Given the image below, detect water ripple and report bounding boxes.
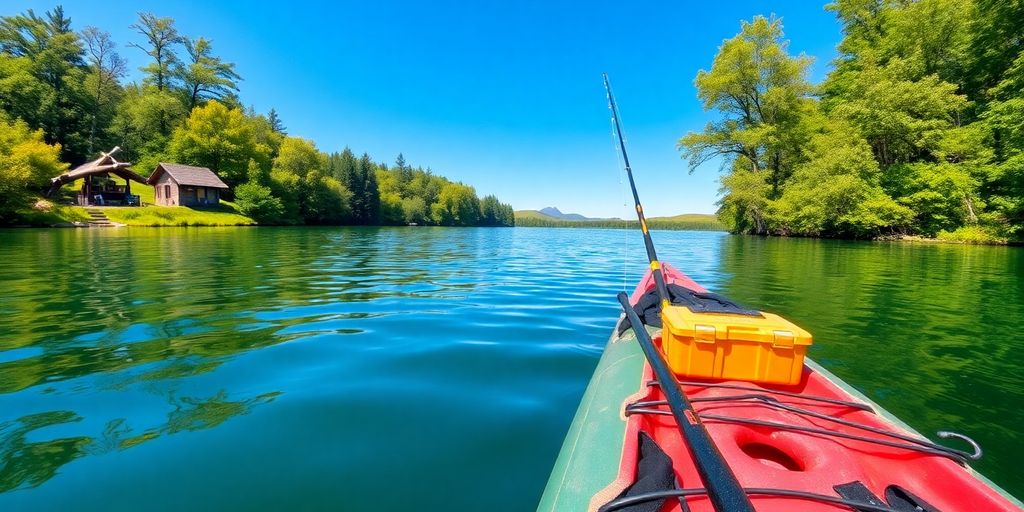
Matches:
[0,227,1021,509]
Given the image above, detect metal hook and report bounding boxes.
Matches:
[936,431,983,460]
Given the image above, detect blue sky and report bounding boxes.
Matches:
[8,1,842,217]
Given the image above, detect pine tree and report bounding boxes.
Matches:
[361,154,380,224]
[178,36,241,110]
[0,7,91,163]
[267,108,286,134]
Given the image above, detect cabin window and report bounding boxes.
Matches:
[164,184,170,199]
[156,187,160,198]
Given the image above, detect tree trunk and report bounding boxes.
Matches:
[965,195,978,224]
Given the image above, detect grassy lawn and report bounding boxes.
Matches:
[13,199,91,226]
[100,203,254,226]
[76,176,255,226]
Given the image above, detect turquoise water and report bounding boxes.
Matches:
[0,227,1020,510]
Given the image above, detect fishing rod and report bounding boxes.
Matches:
[605,74,754,512]
[617,292,755,512]
[603,73,671,307]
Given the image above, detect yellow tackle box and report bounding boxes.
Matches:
[660,305,813,386]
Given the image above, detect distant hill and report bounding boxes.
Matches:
[538,206,609,221]
[516,209,563,221]
[514,210,725,231]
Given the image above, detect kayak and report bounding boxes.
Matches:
[538,263,1023,512]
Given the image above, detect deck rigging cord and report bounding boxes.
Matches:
[598,487,904,512]
[625,395,982,463]
[667,380,874,410]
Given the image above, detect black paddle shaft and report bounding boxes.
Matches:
[617,292,756,512]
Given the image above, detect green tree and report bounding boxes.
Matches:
[110,84,186,172]
[821,0,1012,239]
[167,101,271,186]
[247,111,283,161]
[0,114,67,217]
[357,152,380,224]
[268,168,301,223]
[0,55,46,130]
[824,59,968,167]
[81,27,125,155]
[394,152,412,193]
[178,37,241,110]
[328,147,357,184]
[0,7,90,163]
[431,182,481,226]
[965,0,1024,101]
[378,190,404,225]
[300,173,351,224]
[273,136,326,177]
[270,136,354,224]
[770,118,912,237]
[130,13,182,92]
[980,52,1024,234]
[478,195,515,227]
[716,169,772,234]
[679,15,815,233]
[234,181,284,224]
[267,108,286,135]
[401,196,428,225]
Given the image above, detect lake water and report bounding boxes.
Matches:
[0,227,1021,510]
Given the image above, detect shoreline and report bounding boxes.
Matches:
[15,203,1007,245]
[4,222,1007,245]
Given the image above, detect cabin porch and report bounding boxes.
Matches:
[78,173,142,206]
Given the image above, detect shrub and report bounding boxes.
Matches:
[936,226,1008,244]
[235,181,285,224]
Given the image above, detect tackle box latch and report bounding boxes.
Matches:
[772,330,795,349]
[694,324,716,344]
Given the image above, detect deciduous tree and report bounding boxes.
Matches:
[167,101,271,186]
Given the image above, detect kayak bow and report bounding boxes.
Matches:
[538,264,1024,512]
[536,74,1023,512]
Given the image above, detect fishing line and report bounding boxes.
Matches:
[609,94,630,292]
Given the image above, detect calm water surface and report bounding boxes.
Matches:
[0,227,1021,510]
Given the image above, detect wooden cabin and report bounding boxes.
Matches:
[147,163,229,206]
[47,147,147,206]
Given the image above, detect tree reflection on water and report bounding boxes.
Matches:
[0,390,280,492]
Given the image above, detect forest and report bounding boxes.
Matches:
[680,0,1023,242]
[0,7,514,227]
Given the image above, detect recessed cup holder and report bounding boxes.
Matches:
[739,441,804,471]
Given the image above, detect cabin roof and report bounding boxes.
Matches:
[148,163,229,189]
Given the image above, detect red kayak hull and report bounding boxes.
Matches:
[604,263,1020,512]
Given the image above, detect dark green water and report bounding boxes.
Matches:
[0,227,1020,510]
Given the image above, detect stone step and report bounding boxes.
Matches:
[83,207,116,226]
